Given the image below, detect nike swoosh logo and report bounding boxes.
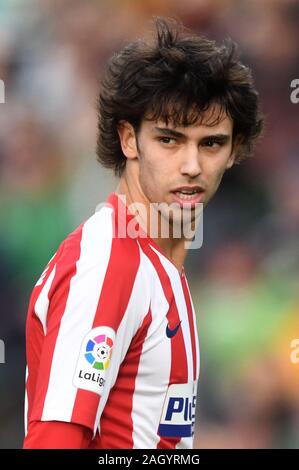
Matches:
[166,321,182,338]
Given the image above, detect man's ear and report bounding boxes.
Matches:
[117,121,138,161]
[226,134,243,169]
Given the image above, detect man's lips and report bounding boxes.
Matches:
[170,186,205,207]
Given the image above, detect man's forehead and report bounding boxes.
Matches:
[149,112,232,134]
[144,104,233,133]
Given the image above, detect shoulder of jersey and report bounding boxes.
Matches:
[54,205,141,276]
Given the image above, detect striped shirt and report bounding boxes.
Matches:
[24,192,200,449]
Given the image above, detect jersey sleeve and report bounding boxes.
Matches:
[23,421,92,449]
[26,209,150,437]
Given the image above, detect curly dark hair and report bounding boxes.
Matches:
[96,17,264,177]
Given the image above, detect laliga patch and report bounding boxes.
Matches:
[158,382,197,438]
[73,326,115,395]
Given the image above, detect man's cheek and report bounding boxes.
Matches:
[207,174,223,198]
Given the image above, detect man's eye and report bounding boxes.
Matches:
[203,139,221,148]
[159,137,176,144]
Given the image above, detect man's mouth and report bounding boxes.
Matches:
[171,186,205,206]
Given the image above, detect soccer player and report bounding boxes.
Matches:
[23,18,263,449]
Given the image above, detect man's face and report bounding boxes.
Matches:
[119,105,239,231]
[135,107,236,211]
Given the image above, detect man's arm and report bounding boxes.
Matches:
[24,207,147,448]
[23,421,92,449]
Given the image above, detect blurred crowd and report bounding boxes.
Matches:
[0,0,298,448]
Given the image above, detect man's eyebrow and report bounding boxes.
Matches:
[201,133,231,141]
[153,127,231,141]
[153,127,186,138]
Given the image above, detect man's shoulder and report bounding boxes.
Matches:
[55,205,141,278]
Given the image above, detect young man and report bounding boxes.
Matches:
[23,18,263,449]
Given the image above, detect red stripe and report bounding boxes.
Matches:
[181,276,197,381]
[92,230,140,329]
[25,242,66,426]
[71,213,141,430]
[71,390,101,430]
[93,308,152,449]
[138,239,188,449]
[29,225,84,422]
[27,245,63,336]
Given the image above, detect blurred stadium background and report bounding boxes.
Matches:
[0,0,299,449]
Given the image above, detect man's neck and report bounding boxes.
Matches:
[115,177,188,275]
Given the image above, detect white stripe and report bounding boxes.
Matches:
[148,245,194,383]
[35,252,56,287]
[41,207,113,424]
[94,245,151,438]
[34,265,56,335]
[131,249,171,448]
[176,436,193,449]
[184,278,200,379]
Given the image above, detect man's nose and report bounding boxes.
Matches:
[180,145,202,178]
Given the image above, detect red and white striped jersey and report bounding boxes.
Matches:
[24,192,200,449]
